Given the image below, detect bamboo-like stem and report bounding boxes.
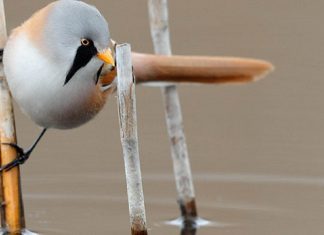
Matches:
[148,0,198,220]
[116,44,148,235]
[0,0,25,233]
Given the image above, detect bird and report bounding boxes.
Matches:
[1,0,115,171]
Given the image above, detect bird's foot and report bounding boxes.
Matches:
[0,48,3,63]
[0,143,32,171]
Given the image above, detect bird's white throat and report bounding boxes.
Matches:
[4,31,105,129]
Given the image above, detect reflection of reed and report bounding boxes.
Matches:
[180,220,197,235]
[166,217,206,235]
[181,226,197,235]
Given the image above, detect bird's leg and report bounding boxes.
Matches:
[0,128,47,171]
[0,48,3,63]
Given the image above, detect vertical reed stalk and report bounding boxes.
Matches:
[116,44,148,235]
[148,0,198,220]
[0,0,25,233]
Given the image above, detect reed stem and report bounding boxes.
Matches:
[116,44,148,235]
[0,0,25,233]
[148,0,198,220]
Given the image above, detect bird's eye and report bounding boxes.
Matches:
[81,38,90,46]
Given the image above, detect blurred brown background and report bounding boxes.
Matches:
[3,1,324,234]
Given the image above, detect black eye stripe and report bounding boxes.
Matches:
[64,39,98,85]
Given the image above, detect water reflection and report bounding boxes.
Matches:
[0,229,38,235]
[182,219,197,235]
[180,223,196,235]
[20,171,324,234]
[166,217,215,235]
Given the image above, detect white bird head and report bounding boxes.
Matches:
[4,0,116,129]
[41,0,114,84]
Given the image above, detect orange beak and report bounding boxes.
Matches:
[97,48,115,67]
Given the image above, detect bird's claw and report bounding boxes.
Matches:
[2,143,24,155]
[0,143,31,172]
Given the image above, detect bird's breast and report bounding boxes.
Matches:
[4,32,108,129]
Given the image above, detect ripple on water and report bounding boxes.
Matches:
[164,216,231,228]
[0,229,39,235]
